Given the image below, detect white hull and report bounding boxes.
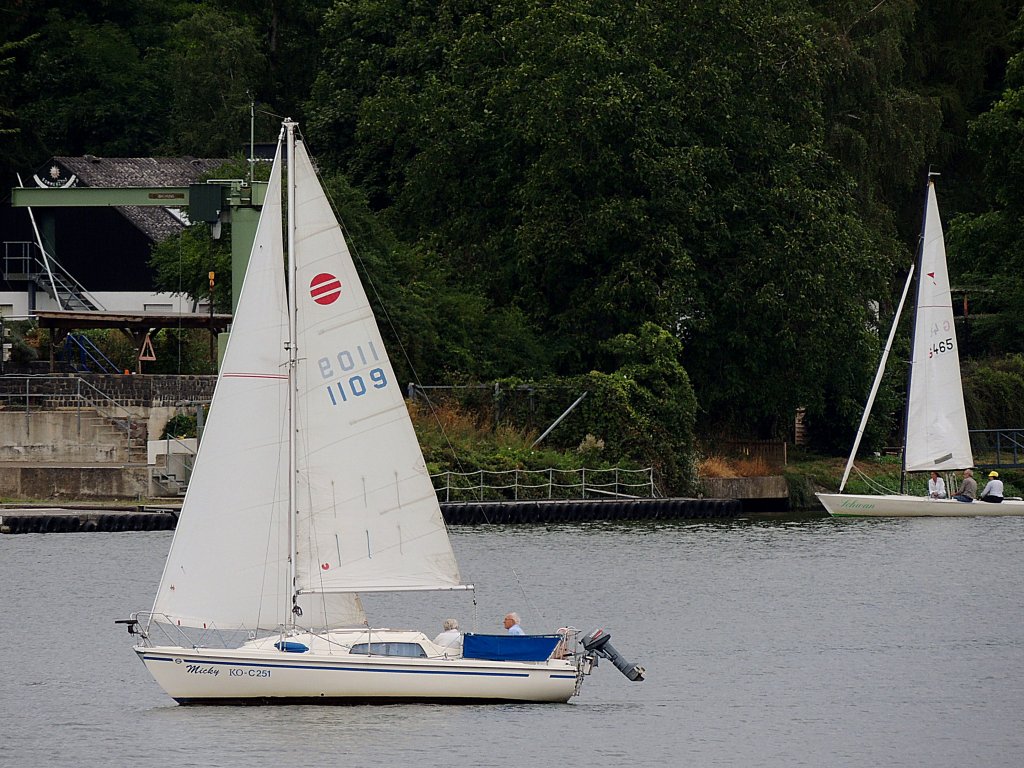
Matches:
[136,633,579,704]
[817,492,1024,517]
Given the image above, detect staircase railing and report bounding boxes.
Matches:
[2,241,102,311]
[60,333,122,374]
[150,433,197,497]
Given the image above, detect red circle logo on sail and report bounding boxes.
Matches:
[310,273,342,305]
[321,562,331,570]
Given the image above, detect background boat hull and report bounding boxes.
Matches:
[817,492,1024,517]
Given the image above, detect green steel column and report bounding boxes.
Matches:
[230,206,260,314]
[38,211,56,258]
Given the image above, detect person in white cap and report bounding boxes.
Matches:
[980,471,1004,503]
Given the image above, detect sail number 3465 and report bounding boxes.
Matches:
[929,337,954,358]
[318,342,389,405]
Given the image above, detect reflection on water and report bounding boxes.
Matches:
[3,515,1024,767]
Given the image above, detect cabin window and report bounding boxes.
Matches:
[349,642,427,658]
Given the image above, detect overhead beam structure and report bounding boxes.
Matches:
[34,310,233,373]
[11,187,191,207]
[11,181,267,313]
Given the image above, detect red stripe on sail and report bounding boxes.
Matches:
[310,273,342,305]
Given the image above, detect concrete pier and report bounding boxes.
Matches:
[0,496,744,534]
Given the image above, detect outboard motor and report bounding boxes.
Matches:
[581,628,645,681]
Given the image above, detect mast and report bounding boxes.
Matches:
[899,171,937,494]
[285,119,299,627]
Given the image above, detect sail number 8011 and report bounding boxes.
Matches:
[318,342,389,405]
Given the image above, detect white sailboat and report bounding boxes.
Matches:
[817,175,1024,517]
[120,120,643,703]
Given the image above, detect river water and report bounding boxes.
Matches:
[3,515,1023,767]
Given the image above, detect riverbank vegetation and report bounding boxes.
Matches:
[5,2,1024,495]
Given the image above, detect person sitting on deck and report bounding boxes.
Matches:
[432,618,463,650]
[953,469,977,503]
[503,612,525,635]
[980,471,1004,503]
[928,471,947,499]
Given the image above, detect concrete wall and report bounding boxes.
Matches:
[0,464,149,499]
[0,410,129,462]
[701,475,789,500]
[0,375,214,499]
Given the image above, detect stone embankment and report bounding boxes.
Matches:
[0,461,791,534]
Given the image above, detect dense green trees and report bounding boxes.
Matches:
[309,0,903,437]
[947,14,1024,360]
[5,0,1024,466]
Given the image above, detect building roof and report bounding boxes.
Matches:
[43,156,229,242]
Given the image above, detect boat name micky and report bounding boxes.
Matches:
[185,665,220,675]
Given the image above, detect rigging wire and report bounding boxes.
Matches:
[512,568,547,628]
[849,464,899,495]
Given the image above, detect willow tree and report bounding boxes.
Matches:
[308,0,899,439]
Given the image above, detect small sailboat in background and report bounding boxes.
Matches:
[817,174,1024,517]
[118,120,643,703]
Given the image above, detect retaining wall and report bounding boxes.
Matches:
[0,465,150,500]
[701,476,789,500]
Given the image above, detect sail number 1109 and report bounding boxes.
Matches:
[317,341,389,405]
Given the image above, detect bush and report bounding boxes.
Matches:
[161,412,198,439]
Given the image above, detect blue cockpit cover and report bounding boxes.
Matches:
[462,633,560,662]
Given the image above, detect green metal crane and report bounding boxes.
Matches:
[11,180,267,313]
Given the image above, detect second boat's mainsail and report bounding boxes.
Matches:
[903,180,973,473]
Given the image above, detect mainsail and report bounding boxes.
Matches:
[903,181,974,472]
[289,138,461,595]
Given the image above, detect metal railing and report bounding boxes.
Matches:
[970,429,1024,468]
[150,433,198,496]
[2,240,100,310]
[3,241,37,278]
[430,466,658,502]
[61,333,121,374]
